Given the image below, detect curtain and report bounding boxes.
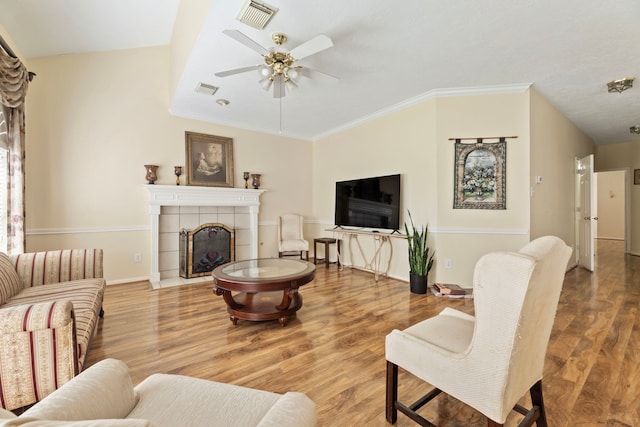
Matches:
[0,49,29,254]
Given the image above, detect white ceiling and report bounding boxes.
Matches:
[2,0,640,143]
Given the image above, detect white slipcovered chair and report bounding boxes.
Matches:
[277,214,309,261]
[385,236,572,426]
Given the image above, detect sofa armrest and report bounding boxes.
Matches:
[0,300,78,411]
[11,249,103,288]
[0,300,74,332]
[256,392,317,427]
[21,359,137,421]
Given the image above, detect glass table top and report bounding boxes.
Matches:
[217,258,314,280]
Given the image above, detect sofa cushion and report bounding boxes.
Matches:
[0,407,17,419]
[256,392,317,427]
[22,359,137,421]
[0,252,22,305]
[129,374,283,427]
[0,418,155,427]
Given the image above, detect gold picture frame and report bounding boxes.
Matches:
[453,140,506,210]
[185,131,234,187]
[634,169,640,185]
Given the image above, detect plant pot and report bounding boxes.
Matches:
[409,272,428,294]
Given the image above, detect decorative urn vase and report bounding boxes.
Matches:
[251,174,262,189]
[144,165,159,184]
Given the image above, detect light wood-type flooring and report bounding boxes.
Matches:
[85,239,639,426]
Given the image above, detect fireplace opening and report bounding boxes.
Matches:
[179,223,235,279]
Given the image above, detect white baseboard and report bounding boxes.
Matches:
[106,276,149,286]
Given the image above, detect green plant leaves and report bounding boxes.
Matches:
[404,210,435,276]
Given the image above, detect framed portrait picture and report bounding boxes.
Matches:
[185,131,234,187]
[453,140,506,210]
[635,169,640,185]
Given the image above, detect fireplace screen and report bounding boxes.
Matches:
[179,223,235,279]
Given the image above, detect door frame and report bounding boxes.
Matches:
[594,168,630,252]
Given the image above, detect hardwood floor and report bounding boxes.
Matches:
[85,239,639,426]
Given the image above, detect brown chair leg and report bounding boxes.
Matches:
[487,420,503,427]
[386,361,398,424]
[530,380,547,427]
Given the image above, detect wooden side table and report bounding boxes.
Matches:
[314,237,341,267]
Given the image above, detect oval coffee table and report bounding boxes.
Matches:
[212,258,316,326]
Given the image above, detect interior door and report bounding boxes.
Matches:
[577,154,596,271]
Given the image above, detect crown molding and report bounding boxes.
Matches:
[313,83,532,141]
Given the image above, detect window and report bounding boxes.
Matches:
[0,110,8,252]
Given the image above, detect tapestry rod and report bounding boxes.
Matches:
[448,136,518,144]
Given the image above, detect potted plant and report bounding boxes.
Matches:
[404,211,435,294]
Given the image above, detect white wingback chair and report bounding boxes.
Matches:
[277,214,309,261]
[385,236,572,426]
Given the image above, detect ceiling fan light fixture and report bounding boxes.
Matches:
[257,65,271,78]
[630,125,640,134]
[284,78,297,92]
[287,68,300,82]
[260,77,273,91]
[607,77,634,93]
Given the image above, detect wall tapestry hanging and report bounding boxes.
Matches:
[453,137,511,210]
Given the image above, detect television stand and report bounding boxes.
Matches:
[325,228,406,281]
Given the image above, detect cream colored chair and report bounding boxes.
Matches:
[277,214,309,260]
[385,236,571,426]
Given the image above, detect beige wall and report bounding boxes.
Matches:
[19,39,599,284]
[529,89,594,258]
[169,0,212,97]
[312,100,439,280]
[595,141,640,255]
[25,46,312,283]
[595,171,625,240]
[313,91,533,285]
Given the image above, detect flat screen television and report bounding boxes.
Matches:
[334,174,401,231]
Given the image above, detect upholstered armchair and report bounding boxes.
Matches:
[385,236,572,426]
[277,214,309,260]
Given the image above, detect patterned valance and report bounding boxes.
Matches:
[0,49,29,108]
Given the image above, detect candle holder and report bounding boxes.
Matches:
[174,166,183,185]
[243,172,250,189]
[251,173,262,189]
[144,165,158,184]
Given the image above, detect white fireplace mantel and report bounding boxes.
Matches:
[145,185,265,286]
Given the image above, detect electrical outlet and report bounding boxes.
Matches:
[134,253,142,263]
[445,259,453,269]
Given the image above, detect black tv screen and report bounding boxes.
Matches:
[334,174,401,230]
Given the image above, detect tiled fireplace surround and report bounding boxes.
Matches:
[146,185,265,289]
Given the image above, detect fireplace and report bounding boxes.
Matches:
[145,185,265,288]
[179,223,235,278]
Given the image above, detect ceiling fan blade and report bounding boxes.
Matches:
[215,65,259,77]
[298,66,340,81]
[222,29,269,56]
[289,34,333,60]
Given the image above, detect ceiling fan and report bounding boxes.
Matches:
[215,29,338,98]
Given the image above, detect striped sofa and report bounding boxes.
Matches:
[0,249,105,411]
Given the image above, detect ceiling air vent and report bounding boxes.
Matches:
[236,0,278,30]
[194,82,219,96]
